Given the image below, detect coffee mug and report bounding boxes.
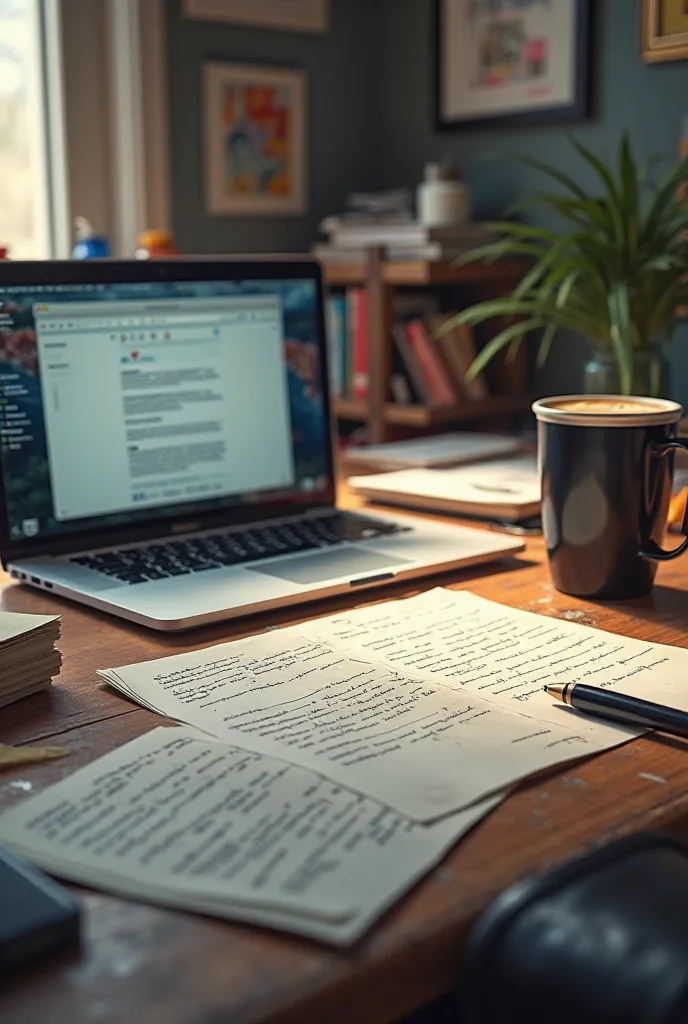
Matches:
[532,395,688,599]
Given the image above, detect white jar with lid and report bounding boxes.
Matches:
[417,162,469,227]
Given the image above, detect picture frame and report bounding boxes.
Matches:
[184,0,328,34]
[434,0,591,130]
[642,0,688,63]
[203,62,307,217]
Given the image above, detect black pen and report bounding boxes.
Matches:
[544,682,688,739]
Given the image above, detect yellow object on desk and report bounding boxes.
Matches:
[668,488,688,531]
[0,743,68,770]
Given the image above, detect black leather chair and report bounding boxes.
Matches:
[459,833,688,1024]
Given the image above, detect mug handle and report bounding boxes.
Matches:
[641,440,688,561]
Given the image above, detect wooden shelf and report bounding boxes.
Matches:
[325,249,530,443]
[334,394,531,427]
[323,258,529,288]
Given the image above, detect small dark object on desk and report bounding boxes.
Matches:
[0,845,80,976]
[488,515,541,536]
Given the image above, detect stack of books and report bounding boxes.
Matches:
[326,292,489,408]
[313,216,495,264]
[0,612,61,708]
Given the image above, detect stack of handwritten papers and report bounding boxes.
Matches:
[1,589,686,943]
[0,612,61,708]
[0,726,498,944]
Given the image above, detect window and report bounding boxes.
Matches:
[0,0,52,258]
[0,0,169,260]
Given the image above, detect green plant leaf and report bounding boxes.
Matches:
[642,154,688,247]
[569,135,625,243]
[506,193,613,236]
[569,135,620,203]
[482,220,560,242]
[608,281,634,394]
[556,268,581,309]
[442,298,547,327]
[537,321,558,368]
[502,151,589,200]
[466,318,547,378]
[511,235,573,299]
[449,239,544,267]
[447,134,688,384]
[618,133,639,261]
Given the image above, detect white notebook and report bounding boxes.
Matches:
[350,457,540,521]
[343,433,523,471]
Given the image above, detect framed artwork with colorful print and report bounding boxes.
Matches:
[204,62,307,217]
[435,0,592,129]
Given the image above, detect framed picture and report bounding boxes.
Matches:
[642,0,688,63]
[185,0,328,33]
[435,0,591,130]
[203,62,307,216]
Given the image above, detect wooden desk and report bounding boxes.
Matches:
[3,496,688,1024]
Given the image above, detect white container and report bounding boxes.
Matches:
[417,163,469,227]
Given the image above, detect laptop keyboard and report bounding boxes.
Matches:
[69,513,411,585]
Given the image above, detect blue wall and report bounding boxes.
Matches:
[377,0,688,402]
[165,0,380,255]
[165,0,688,403]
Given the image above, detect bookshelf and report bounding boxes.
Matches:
[323,248,532,443]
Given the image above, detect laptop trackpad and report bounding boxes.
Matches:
[249,546,410,585]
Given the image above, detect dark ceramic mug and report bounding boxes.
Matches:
[533,395,688,599]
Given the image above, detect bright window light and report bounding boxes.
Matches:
[0,0,51,258]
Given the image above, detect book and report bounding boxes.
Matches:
[326,294,347,397]
[349,457,540,521]
[404,319,458,408]
[313,242,481,264]
[348,288,368,401]
[391,322,434,406]
[319,219,495,250]
[431,316,489,402]
[389,372,413,405]
[343,432,524,471]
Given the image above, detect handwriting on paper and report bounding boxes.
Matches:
[305,589,688,722]
[100,635,603,822]
[0,727,497,944]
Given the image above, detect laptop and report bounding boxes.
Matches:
[0,259,522,631]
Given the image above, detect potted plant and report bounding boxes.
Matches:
[441,135,688,396]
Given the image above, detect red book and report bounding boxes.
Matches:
[348,288,368,402]
[404,319,458,408]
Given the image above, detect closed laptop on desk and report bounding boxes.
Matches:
[0,259,522,630]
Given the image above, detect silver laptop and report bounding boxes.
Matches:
[0,259,522,630]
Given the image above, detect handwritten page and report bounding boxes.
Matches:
[304,588,688,730]
[0,727,499,945]
[99,631,624,822]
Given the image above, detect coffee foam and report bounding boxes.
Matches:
[551,398,656,415]
[533,394,683,428]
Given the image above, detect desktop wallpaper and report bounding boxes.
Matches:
[0,278,329,542]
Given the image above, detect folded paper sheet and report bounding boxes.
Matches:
[97,590,669,823]
[0,727,498,945]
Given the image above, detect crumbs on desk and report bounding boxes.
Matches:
[637,772,668,786]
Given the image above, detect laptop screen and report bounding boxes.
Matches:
[0,272,331,547]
